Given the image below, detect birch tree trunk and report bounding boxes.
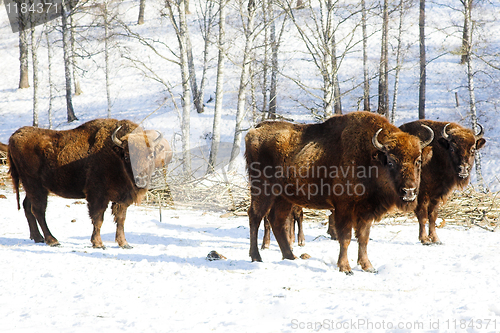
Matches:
[138,0,146,25]
[268,0,278,119]
[62,0,78,122]
[377,0,389,117]
[198,0,216,114]
[208,0,227,172]
[418,0,426,119]
[70,7,83,96]
[391,0,405,124]
[261,0,269,120]
[168,0,192,174]
[361,0,370,111]
[229,0,256,172]
[18,8,30,89]
[463,0,485,192]
[31,21,39,127]
[46,27,54,129]
[104,1,112,117]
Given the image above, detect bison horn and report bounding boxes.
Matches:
[154,130,163,143]
[372,128,386,152]
[442,123,451,141]
[420,124,434,148]
[112,126,124,148]
[474,123,484,139]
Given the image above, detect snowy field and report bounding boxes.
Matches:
[1,188,499,332]
[1,0,500,331]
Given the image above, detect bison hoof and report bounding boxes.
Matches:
[424,241,443,246]
[298,241,305,247]
[120,244,133,249]
[49,242,61,247]
[93,245,106,249]
[364,267,378,274]
[261,245,269,250]
[344,270,354,276]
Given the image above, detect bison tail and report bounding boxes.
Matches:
[7,152,21,210]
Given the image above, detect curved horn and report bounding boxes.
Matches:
[372,128,385,152]
[154,130,163,144]
[420,124,434,148]
[442,123,451,141]
[474,123,484,139]
[112,126,123,148]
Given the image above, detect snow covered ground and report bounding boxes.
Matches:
[1,188,499,332]
[1,0,500,331]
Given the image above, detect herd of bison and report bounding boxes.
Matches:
[0,112,485,275]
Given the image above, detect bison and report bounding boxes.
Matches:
[0,142,7,152]
[245,111,433,274]
[7,118,172,248]
[398,120,485,245]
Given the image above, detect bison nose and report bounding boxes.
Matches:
[401,187,417,202]
[458,165,470,178]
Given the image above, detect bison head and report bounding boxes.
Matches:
[372,125,433,205]
[439,123,486,180]
[112,126,172,188]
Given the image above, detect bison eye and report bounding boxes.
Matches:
[415,159,421,167]
[387,160,394,169]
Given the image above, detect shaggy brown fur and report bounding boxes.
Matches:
[245,111,433,275]
[7,119,171,248]
[399,120,486,245]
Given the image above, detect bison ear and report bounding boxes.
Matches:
[112,143,130,162]
[372,151,387,165]
[421,146,433,166]
[476,138,486,150]
[437,138,450,150]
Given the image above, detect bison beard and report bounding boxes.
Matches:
[245,111,433,275]
[399,120,486,245]
[7,118,171,248]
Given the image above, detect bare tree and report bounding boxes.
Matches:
[62,0,78,122]
[283,0,356,118]
[361,0,370,111]
[377,0,389,117]
[18,5,30,89]
[208,0,229,172]
[196,0,217,114]
[418,0,426,119]
[30,12,40,127]
[391,0,412,123]
[45,26,55,129]
[229,0,257,172]
[69,3,83,96]
[167,0,192,173]
[462,0,485,191]
[138,0,146,24]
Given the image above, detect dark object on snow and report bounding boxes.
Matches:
[206,251,227,261]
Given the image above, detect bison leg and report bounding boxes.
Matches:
[269,198,296,260]
[88,200,108,249]
[427,204,442,245]
[24,193,59,246]
[327,211,338,240]
[355,220,377,273]
[112,203,132,249]
[22,197,44,243]
[415,204,433,245]
[296,208,305,247]
[248,196,274,262]
[261,216,271,250]
[334,210,354,275]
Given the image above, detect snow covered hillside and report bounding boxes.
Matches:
[1,0,499,331]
